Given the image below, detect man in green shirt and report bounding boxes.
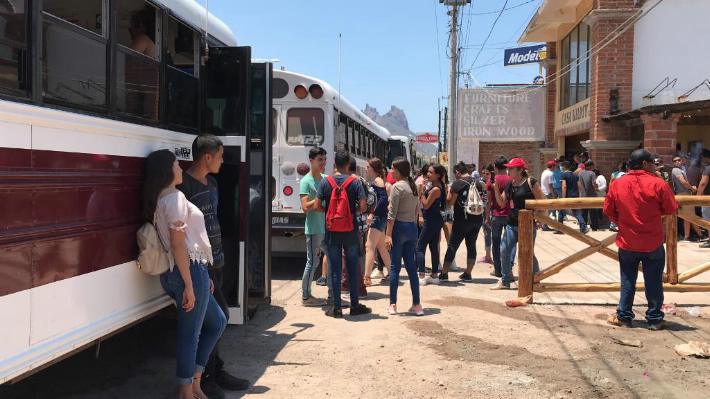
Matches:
[300,147,328,306]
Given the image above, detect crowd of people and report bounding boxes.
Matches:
[138,134,709,398]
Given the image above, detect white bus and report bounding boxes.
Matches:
[271,70,391,254]
[387,135,421,171]
[0,0,272,383]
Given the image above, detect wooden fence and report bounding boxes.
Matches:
[517,196,710,300]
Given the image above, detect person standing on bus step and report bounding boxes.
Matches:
[364,157,391,286]
[386,158,424,316]
[491,157,544,290]
[315,149,372,318]
[439,161,485,282]
[144,150,227,399]
[486,156,511,278]
[177,136,250,396]
[604,149,678,330]
[299,147,328,307]
[416,164,447,285]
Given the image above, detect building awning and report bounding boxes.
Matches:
[602,99,710,122]
[519,0,586,43]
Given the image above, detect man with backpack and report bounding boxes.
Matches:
[439,161,486,282]
[315,149,372,318]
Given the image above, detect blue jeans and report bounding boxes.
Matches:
[500,225,540,285]
[617,245,665,325]
[491,216,507,275]
[417,217,443,274]
[302,234,324,300]
[326,240,360,309]
[160,262,227,385]
[559,207,587,232]
[390,221,420,305]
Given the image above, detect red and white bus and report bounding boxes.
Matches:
[0,0,272,383]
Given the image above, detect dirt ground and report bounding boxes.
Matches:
[4,228,710,399]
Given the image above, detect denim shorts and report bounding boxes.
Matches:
[370,215,387,231]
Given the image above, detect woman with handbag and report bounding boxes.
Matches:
[143,149,227,399]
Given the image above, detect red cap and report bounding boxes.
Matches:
[546,160,556,168]
[504,157,528,170]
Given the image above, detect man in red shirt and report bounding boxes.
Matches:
[604,149,678,330]
[487,156,511,278]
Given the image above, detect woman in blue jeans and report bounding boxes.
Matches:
[144,150,227,399]
[416,164,447,284]
[385,158,424,316]
[490,157,545,290]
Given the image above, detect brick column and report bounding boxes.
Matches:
[642,113,678,163]
[586,3,638,142]
[544,42,557,148]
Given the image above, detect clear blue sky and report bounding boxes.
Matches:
[210,0,542,133]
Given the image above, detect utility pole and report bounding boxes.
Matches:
[440,0,469,173]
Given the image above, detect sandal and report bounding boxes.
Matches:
[364,276,372,287]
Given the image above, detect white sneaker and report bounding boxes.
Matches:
[418,277,429,286]
[428,277,440,285]
[371,269,384,279]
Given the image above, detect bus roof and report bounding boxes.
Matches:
[154,0,237,46]
[389,135,411,143]
[274,69,391,141]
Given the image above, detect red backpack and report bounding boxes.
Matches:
[325,175,356,232]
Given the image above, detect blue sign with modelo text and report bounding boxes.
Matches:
[504,44,548,66]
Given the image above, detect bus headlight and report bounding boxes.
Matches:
[281,162,295,176]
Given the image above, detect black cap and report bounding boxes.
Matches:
[628,149,653,170]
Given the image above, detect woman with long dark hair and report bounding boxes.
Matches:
[364,157,391,286]
[490,157,544,290]
[416,164,447,284]
[143,149,226,399]
[385,158,424,316]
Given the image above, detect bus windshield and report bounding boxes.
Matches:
[387,140,405,166]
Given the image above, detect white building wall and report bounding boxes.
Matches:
[632,0,710,109]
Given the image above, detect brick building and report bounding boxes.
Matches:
[517,0,710,176]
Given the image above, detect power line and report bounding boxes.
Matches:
[467,0,509,70]
[462,0,536,16]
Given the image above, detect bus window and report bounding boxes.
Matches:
[0,0,27,96]
[44,0,104,36]
[287,108,324,146]
[336,113,347,150]
[272,108,278,144]
[115,1,160,121]
[42,0,107,109]
[349,120,355,153]
[165,17,199,129]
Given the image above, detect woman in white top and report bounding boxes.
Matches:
[143,150,226,399]
[594,169,608,197]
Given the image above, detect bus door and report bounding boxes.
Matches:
[271,104,282,212]
[247,62,273,308]
[204,46,251,324]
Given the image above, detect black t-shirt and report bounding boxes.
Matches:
[317,174,366,244]
[504,178,537,227]
[450,176,484,224]
[561,171,579,198]
[177,172,224,269]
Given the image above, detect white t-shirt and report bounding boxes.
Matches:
[540,169,553,196]
[155,188,213,270]
[596,175,608,192]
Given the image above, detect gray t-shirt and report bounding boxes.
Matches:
[578,170,596,197]
[672,167,691,194]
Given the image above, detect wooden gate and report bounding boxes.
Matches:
[517,196,710,300]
